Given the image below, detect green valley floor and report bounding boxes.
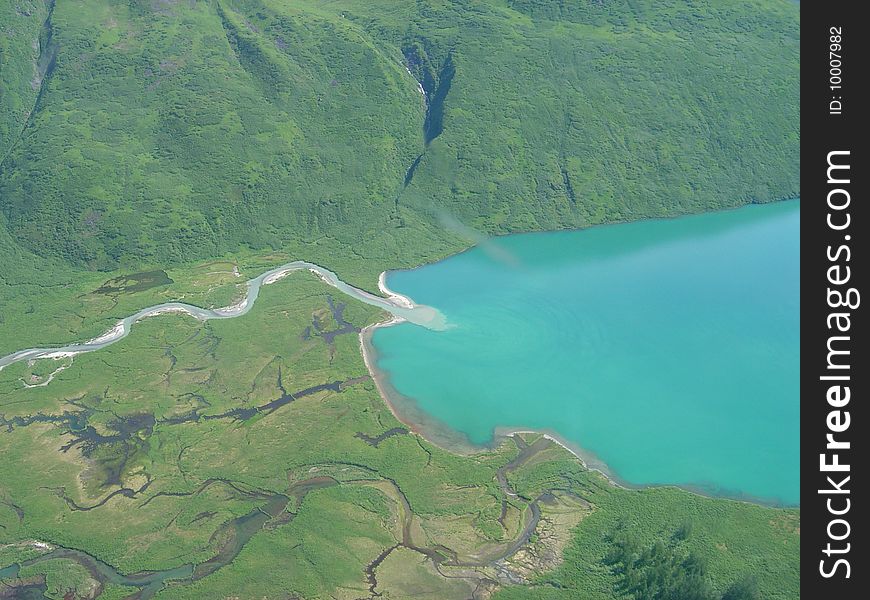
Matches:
[0,265,798,598]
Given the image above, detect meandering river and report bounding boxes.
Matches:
[0,261,447,372]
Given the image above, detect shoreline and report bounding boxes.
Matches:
[360,312,615,466]
[369,197,801,288]
[360,268,799,510]
[378,272,415,309]
[359,315,483,456]
[1,202,799,509]
[0,199,797,367]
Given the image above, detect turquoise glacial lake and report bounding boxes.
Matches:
[372,200,799,505]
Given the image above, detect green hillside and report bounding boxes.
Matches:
[1,0,797,273]
[0,0,799,598]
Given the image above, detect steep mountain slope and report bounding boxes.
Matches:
[0,0,50,160]
[0,0,798,276]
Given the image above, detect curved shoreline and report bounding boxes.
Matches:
[360,314,631,484]
[378,272,416,309]
[360,271,798,510]
[360,317,481,455]
[361,316,638,484]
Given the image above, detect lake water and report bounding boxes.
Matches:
[371,201,800,505]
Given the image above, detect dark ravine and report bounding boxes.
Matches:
[215,0,282,100]
[560,162,577,205]
[0,0,57,175]
[398,43,455,193]
[404,40,455,147]
[423,53,455,147]
[402,154,424,189]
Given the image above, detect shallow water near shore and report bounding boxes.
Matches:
[371,200,800,506]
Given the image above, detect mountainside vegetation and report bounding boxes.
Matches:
[1,0,797,273]
[0,0,799,597]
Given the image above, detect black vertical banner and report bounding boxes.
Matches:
[802,2,867,597]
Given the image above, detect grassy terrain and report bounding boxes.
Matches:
[0,0,800,597]
[0,271,798,598]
